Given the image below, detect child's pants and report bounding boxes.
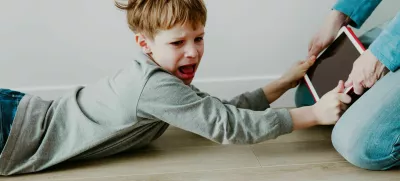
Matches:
[0,89,25,154]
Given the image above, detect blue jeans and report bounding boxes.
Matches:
[0,89,25,154]
[332,69,400,170]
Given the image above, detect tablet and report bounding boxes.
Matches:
[303,26,366,102]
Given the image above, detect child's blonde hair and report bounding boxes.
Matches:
[115,0,207,39]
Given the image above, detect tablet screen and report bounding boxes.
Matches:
[306,32,362,97]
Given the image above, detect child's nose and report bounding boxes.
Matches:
[185,45,198,58]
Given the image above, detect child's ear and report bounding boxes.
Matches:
[135,34,152,54]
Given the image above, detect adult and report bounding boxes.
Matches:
[303,0,400,170]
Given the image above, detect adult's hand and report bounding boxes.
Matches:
[345,50,389,95]
[308,10,350,57]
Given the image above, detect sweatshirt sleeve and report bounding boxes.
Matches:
[137,71,293,144]
[189,85,270,111]
[333,0,382,28]
[368,12,400,72]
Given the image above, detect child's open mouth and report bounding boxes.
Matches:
[177,64,196,80]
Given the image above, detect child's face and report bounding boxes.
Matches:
[139,23,205,85]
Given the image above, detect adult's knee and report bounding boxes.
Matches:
[332,120,400,170]
[332,70,400,170]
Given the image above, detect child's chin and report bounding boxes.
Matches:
[182,78,193,85]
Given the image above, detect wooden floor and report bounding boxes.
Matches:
[2,126,399,181]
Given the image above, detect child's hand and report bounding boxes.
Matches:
[280,56,316,89]
[312,80,352,125]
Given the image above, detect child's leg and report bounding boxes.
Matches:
[0,89,25,154]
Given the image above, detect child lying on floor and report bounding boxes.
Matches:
[0,0,351,176]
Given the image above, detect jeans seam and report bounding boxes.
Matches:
[387,85,400,165]
[389,134,400,161]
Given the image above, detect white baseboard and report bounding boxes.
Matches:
[13,75,296,108]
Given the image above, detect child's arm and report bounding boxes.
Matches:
[189,78,289,112]
[189,57,317,111]
[137,68,350,144]
[290,81,351,130]
[261,78,291,104]
[190,85,271,111]
[263,56,317,104]
[138,71,293,144]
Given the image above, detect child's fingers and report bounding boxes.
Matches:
[338,93,352,104]
[300,55,316,68]
[345,79,353,87]
[340,102,349,111]
[297,60,306,65]
[308,39,314,53]
[333,80,345,93]
[310,55,316,61]
[307,55,316,64]
[309,44,322,58]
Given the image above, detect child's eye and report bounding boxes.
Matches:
[171,41,184,46]
[195,37,204,42]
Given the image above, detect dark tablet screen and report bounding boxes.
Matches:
[306,32,362,97]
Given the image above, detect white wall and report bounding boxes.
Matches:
[0,0,398,107]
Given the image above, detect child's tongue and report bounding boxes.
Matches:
[180,65,194,74]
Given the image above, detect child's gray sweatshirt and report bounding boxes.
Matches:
[0,52,293,175]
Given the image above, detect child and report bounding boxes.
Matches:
[0,0,351,176]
